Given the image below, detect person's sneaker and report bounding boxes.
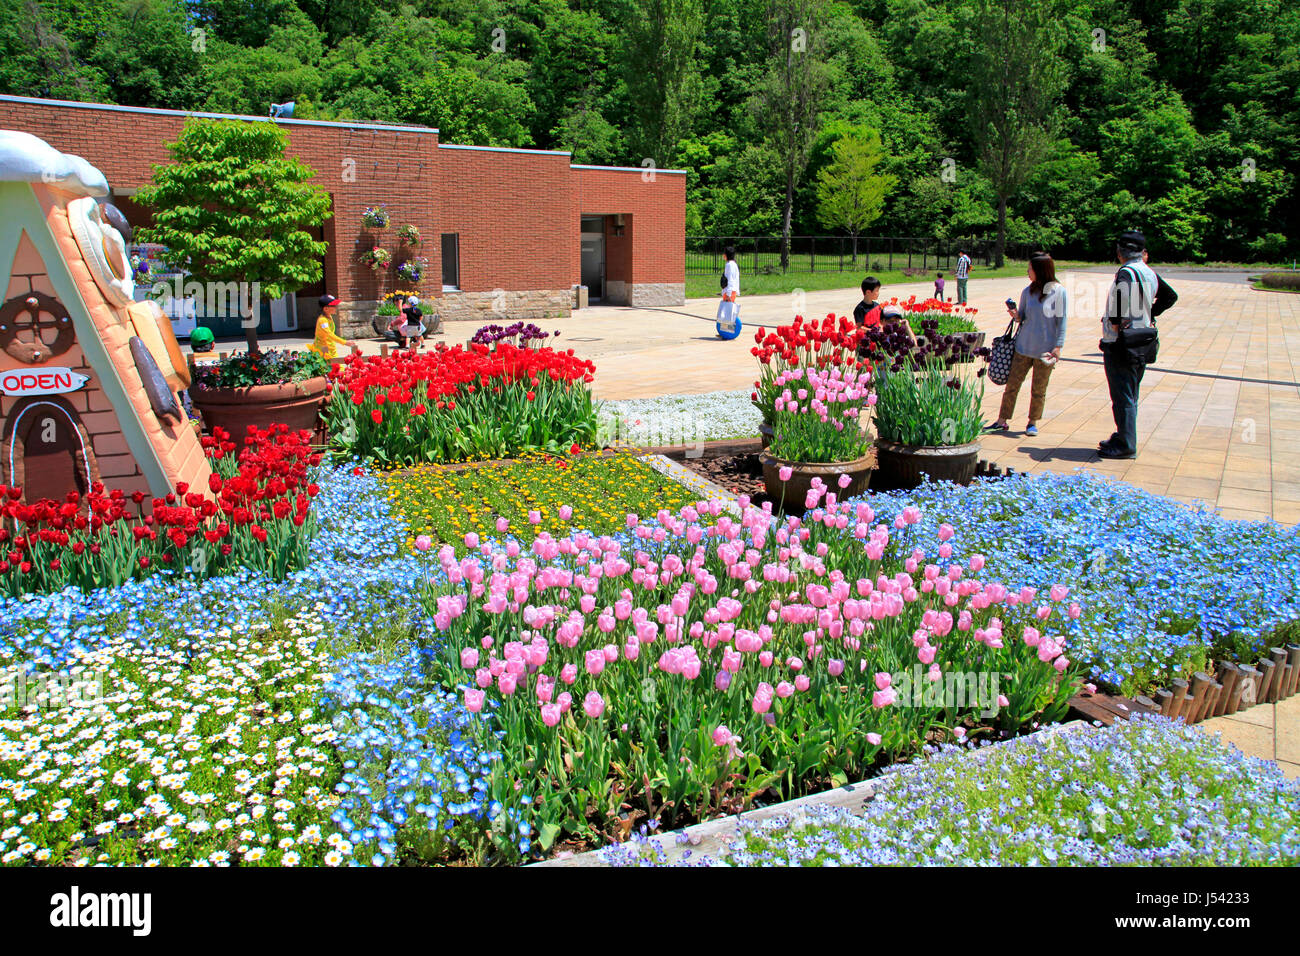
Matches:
[1097,447,1135,460]
[1098,433,1120,450]
[1025,424,1038,436]
[985,421,1008,432]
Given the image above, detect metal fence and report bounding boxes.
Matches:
[685,236,1038,277]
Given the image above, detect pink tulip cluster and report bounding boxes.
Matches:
[431,489,1079,754]
[771,366,875,431]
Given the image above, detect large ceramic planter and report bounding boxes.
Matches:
[873,438,980,490]
[191,375,330,449]
[759,452,873,512]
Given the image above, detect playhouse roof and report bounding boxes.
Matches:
[0,129,108,197]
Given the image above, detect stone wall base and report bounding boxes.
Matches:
[628,282,685,307]
[437,289,573,323]
[335,300,380,339]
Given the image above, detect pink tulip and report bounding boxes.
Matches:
[463,532,479,549]
[495,517,509,533]
[759,651,774,667]
[969,554,985,572]
[541,703,561,727]
[837,473,851,489]
[464,689,485,713]
[498,673,517,696]
[414,535,432,552]
[715,670,732,691]
[560,663,578,685]
[874,671,891,691]
[794,674,810,692]
[866,732,882,746]
[712,725,737,747]
[997,694,1009,708]
[584,649,605,676]
[778,465,793,482]
[460,648,479,669]
[583,691,605,718]
[872,687,896,708]
[827,658,844,677]
[557,691,572,713]
[528,510,541,525]
[559,505,573,521]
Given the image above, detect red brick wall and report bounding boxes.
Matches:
[435,146,576,292]
[0,98,686,304]
[574,167,686,286]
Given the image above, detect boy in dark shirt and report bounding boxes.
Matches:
[853,276,883,329]
[401,295,424,351]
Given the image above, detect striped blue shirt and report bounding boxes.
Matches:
[955,254,971,278]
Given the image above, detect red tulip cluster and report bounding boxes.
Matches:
[323,343,599,464]
[0,424,322,597]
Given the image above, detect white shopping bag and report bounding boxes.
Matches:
[716,298,739,333]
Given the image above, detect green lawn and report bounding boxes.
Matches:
[686,260,1044,299]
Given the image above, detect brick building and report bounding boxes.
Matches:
[0,95,687,338]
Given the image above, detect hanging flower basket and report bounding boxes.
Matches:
[362,205,390,229]
[397,223,421,246]
[358,246,391,271]
[396,256,427,283]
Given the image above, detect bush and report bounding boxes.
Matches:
[190,349,329,389]
[1260,272,1300,290]
[323,343,598,464]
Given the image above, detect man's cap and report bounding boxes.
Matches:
[190,326,214,347]
[1116,230,1146,252]
[408,296,420,306]
[319,293,341,308]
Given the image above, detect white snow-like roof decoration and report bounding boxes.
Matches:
[0,129,108,197]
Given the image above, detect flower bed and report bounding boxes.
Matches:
[600,390,762,446]
[381,452,704,549]
[323,343,598,464]
[419,484,1080,854]
[857,473,1300,695]
[0,425,321,597]
[604,715,1300,866]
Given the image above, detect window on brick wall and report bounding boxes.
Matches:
[441,234,460,291]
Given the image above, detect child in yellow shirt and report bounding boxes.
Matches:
[308,293,358,360]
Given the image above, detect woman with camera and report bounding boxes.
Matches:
[987,252,1067,437]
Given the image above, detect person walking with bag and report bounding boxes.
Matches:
[987,253,1066,436]
[716,245,741,337]
[1097,231,1176,459]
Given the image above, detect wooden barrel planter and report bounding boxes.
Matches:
[759,451,873,513]
[759,423,774,450]
[873,439,981,490]
[190,375,330,451]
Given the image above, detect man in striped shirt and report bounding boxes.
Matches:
[954,251,972,304]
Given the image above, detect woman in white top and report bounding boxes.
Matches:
[717,245,740,335]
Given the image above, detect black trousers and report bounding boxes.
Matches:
[1102,342,1146,454]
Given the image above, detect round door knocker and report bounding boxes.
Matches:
[0,293,77,364]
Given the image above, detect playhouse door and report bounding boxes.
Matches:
[5,403,90,502]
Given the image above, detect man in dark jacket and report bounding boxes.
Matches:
[1098,231,1178,459]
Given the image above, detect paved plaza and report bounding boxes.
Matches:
[223,272,1298,523]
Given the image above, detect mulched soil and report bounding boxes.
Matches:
[678,452,776,507]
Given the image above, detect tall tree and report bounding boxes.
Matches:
[755,0,833,270]
[815,129,897,262]
[136,120,332,353]
[964,0,1068,265]
[620,0,704,168]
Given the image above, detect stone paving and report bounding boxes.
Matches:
[1199,698,1300,781]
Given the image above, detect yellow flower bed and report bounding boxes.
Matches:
[380,452,705,549]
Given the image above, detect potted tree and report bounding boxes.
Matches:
[871,358,986,490]
[135,119,333,441]
[758,364,876,511]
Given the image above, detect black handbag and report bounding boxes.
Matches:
[720,271,729,290]
[987,315,1019,385]
[1119,326,1159,364]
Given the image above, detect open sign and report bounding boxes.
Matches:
[0,366,90,396]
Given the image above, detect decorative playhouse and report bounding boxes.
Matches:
[0,129,209,504]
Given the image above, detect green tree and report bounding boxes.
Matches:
[620,0,704,168]
[755,0,834,270]
[135,119,333,353]
[964,0,1068,265]
[815,130,897,262]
